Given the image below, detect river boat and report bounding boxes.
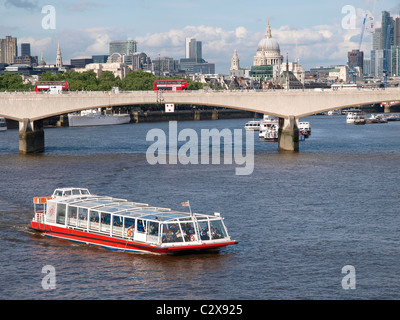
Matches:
[244,120,261,131]
[30,188,238,255]
[259,115,279,141]
[68,109,131,127]
[367,114,388,124]
[346,110,366,124]
[0,117,6,132]
[327,109,342,115]
[387,114,400,121]
[298,122,311,138]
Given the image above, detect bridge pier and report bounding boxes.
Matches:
[384,105,391,113]
[19,119,44,154]
[278,116,299,152]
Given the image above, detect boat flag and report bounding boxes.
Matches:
[181,200,193,215]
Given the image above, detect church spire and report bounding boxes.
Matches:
[265,19,272,38]
[231,48,240,71]
[56,40,63,68]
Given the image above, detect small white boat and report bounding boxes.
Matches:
[346,110,366,124]
[244,120,261,131]
[368,114,387,124]
[298,122,311,138]
[68,109,131,127]
[0,117,7,132]
[259,115,279,141]
[327,110,341,115]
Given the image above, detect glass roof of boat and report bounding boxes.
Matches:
[50,196,213,222]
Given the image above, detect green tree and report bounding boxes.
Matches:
[0,73,33,91]
[121,70,156,91]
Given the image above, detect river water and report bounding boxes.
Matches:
[0,115,399,300]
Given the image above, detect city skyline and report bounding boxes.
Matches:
[1,0,400,73]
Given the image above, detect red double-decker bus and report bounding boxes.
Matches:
[34,81,69,93]
[154,79,188,91]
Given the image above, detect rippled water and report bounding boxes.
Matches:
[0,115,399,300]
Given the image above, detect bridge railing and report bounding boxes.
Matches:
[1,87,399,95]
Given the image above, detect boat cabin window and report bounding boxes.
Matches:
[162,223,184,243]
[88,210,99,230]
[78,208,88,228]
[198,220,210,240]
[210,219,227,239]
[148,221,159,236]
[101,212,111,232]
[181,222,196,242]
[72,189,81,195]
[113,216,123,227]
[56,203,66,224]
[67,206,77,225]
[54,190,63,197]
[124,217,135,230]
[136,219,146,233]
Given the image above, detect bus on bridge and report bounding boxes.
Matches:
[154,79,188,92]
[34,81,69,94]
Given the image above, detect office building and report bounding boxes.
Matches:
[185,38,194,58]
[395,17,400,46]
[348,50,364,75]
[109,40,137,56]
[187,38,202,62]
[193,62,215,74]
[92,55,109,63]
[152,56,179,75]
[371,49,385,77]
[71,58,93,68]
[249,65,274,80]
[13,55,38,67]
[391,45,400,76]
[21,43,30,57]
[0,36,17,64]
[381,11,395,50]
[363,59,371,75]
[370,11,400,77]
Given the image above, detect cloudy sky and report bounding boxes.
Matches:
[1,0,399,73]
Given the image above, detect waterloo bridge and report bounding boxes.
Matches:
[1,88,400,153]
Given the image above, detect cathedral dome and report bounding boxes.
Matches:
[257,37,280,52]
[253,20,283,67]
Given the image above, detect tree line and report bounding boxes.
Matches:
[0,70,204,92]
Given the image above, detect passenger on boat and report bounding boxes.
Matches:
[211,227,222,239]
[137,220,145,232]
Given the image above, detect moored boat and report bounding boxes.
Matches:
[68,109,131,127]
[367,114,388,124]
[244,120,261,131]
[346,110,366,124]
[259,115,279,141]
[0,117,7,132]
[30,188,238,255]
[298,122,311,138]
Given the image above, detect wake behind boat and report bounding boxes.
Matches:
[68,109,131,127]
[30,188,238,254]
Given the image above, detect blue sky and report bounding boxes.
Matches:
[1,0,399,73]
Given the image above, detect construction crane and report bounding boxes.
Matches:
[349,15,367,84]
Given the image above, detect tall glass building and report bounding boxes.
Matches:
[109,40,137,56]
[391,46,400,76]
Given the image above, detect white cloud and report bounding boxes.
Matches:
[133,23,364,72]
[18,36,52,55]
